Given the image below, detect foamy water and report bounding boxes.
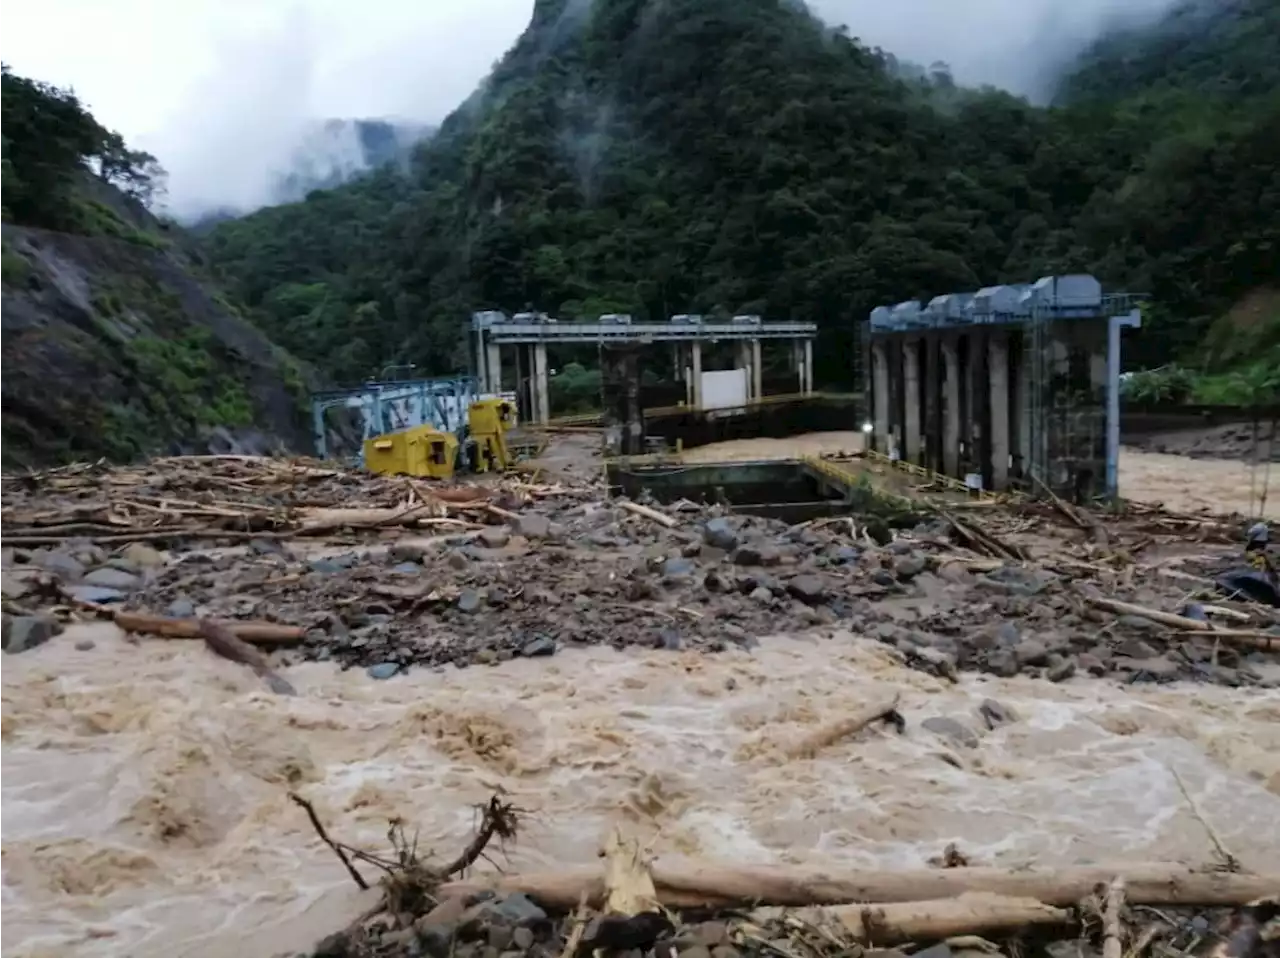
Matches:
[3,623,1279,958]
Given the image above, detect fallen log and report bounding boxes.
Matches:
[198,619,297,695]
[112,611,305,644]
[784,694,900,760]
[296,506,475,535]
[439,861,1280,911]
[762,893,1070,945]
[1088,595,1214,632]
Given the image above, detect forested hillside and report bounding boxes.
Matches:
[193,0,1274,401]
[1,66,311,467]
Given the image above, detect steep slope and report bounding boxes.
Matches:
[1,67,311,468]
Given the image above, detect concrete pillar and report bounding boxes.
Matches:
[872,341,890,454]
[735,342,753,399]
[691,341,703,409]
[750,338,762,402]
[533,342,549,424]
[903,339,922,464]
[672,344,685,382]
[942,339,961,478]
[988,335,1010,491]
[485,343,502,393]
[1015,342,1031,480]
[924,337,941,472]
[802,339,813,394]
[474,330,487,389]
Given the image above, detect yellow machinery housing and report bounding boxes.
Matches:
[363,425,459,479]
[466,397,517,473]
[362,397,517,478]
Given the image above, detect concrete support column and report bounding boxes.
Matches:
[691,341,703,409]
[485,343,502,393]
[802,339,813,394]
[942,339,961,478]
[872,341,890,455]
[532,342,549,424]
[751,338,762,402]
[903,339,922,464]
[474,330,487,389]
[672,344,685,382]
[988,335,1010,491]
[735,342,753,399]
[1015,342,1031,480]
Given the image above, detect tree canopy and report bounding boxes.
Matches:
[1,64,167,230]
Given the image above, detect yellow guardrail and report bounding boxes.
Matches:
[861,449,1005,502]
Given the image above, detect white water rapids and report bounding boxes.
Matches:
[3,622,1279,958]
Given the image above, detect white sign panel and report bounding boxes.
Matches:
[701,368,749,411]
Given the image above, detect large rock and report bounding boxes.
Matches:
[922,716,980,749]
[119,542,164,568]
[2,614,63,654]
[81,568,142,591]
[516,514,552,540]
[786,574,828,605]
[702,518,739,551]
[33,550,85,581]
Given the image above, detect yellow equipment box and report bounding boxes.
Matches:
[363,425,459,478]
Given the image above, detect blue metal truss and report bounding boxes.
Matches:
[311,376,480,461]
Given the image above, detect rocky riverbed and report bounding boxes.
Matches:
[4,460,1278,690]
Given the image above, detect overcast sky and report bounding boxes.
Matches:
[2,0,1175,215]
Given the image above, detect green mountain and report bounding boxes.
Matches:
[189,1,1246,395]
[1,66,312,468]
[204,0,1277,398]
[1053,0,1279,389]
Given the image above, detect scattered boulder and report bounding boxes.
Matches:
[1045,654,1077,683]
[2,614,63,654]
[662,557,696,579]
[457,590,483,614]
[786,574,827,605]
[703,518,739,551]
[32,550,85,581]
[921,716,980,749]
[479,528,511,549]
[66,585,127,604]
[166,598,197,619]
[978,698,1017,729]
[516,514,551,540]
[521,636,557,657]
[366,662,400,680]
[893,553,927,581]
[1013,639,1050,667]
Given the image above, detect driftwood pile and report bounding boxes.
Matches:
[300,797,1280,958]
[0,454,579,548]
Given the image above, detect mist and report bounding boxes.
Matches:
[78,0,1182,220]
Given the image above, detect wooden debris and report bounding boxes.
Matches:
[198,618,297,695]
[784,694,901,760]
[617,499,678,529]
[112,611,305,645]
[440,860,1280,911]
[1102,878,1126,958]
[773,892,1070,945]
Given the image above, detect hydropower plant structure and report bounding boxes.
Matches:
[864,274,1143,499]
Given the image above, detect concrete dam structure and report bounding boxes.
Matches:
[865,275,1143,499]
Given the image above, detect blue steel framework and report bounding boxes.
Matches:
[311,376,480,462]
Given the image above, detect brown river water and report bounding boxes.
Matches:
[4,623,1279,958]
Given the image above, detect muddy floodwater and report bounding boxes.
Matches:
[3,623,1279,958]
[680,432,1279,518]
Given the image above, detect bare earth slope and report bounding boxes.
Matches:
[1,223,310,469]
